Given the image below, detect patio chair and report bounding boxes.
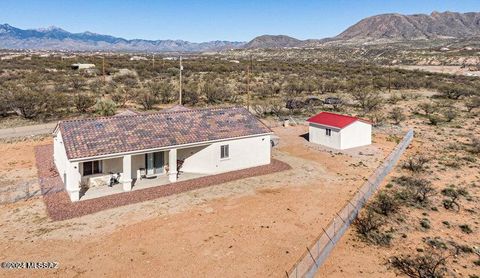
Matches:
[177,159,184,178]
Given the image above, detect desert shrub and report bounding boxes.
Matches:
[441,107,457,122]
[391,249,449,278]
[420,218,431,230]
[418,102,435,116]
[147,81,174,104]
[441,186,467,211]
[8,87,65,119]
[351,89,383,113]
[469,138,480,154]
[353,208,392,246]
[136,88,158,110]
[427,114,441,125]
[395,176,435,205]
[202,79,232,104]
[269,99,284,117]
[459,224,473,234]
[371,192,400,216]
[111,86,134,108]
[465,96,480,112]
[402,155,429,173]
[390,107,406,125]
[0,88,9,116]
[112,73,138,87]
[425,237,448,249]
[95,99,117,116]
[368,111,386,127]
[252,101,269,118]
[388,93,402,104]
[438,84,473,99]
[73,93,96,113]
[182,82,200,105]
[70,77,87,91]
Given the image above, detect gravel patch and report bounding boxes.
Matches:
[35,144,291,221]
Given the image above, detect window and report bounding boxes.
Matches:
[326,128,332,136]
[83,160,102,176]
[220,145,229,159]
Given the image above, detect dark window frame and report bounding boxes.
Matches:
[326,128,332,136]
[220,145,229,159]
[83,160,102,176]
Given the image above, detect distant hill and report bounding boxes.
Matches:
[243,35,302,49]
[1,11,479,52]
[0,24,245,52]
[335,11,480,41]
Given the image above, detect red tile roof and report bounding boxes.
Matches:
[58,107,272,160]
[306,112,370,129]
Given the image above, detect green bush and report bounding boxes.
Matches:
[95,99,117,116]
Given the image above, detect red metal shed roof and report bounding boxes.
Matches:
[307,112,370,129]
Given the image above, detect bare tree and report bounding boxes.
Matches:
[351,89,383,113]
[391,249,449,278]
[73,93,96,113]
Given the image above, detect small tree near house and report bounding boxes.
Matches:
[73,93,96,113]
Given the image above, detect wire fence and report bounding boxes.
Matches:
[0,180,41,204]
[286,129,414,278]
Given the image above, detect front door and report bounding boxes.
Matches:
[146,152,164,176]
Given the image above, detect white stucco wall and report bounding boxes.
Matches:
[53,130,68,183]
[308,121,372,150]
[177,135,271,174]
[57,133,272,200]
[340,121,372,149]
[308,123,341,149]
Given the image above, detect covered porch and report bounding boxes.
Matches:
[67,145,210,202]
[80,172,206,201]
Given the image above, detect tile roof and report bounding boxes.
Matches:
[307,112,371,129]
[58,107,272,160]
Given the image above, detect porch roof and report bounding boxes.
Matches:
[58,106,272,160]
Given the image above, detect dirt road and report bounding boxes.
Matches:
[0,123,56,139]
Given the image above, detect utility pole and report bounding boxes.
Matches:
[388,63,392,94]
[246,55,252,111]
[179,56,183,105]
[102,56,106,84]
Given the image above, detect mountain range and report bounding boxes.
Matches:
[0,11,478,52]
[0,24,244,52]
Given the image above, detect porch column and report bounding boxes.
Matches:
[122,154,132,191]
[66,161,81,202]
[168,149,177,182]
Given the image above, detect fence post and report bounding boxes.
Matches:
[307,246,318,267]
[286,129,414,278]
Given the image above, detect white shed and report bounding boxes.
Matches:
[307,112,372,150]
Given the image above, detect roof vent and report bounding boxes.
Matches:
[94,123,104,129]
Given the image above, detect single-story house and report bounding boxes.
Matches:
[71,63,95,70]
[53,106,273,202]
[307,112,372,150]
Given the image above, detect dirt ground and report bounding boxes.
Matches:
[0,125,396,277]
[317,96,480,277]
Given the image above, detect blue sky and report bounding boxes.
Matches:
[1,0,479,42]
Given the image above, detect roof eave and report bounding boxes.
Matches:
[67,131,274,162]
